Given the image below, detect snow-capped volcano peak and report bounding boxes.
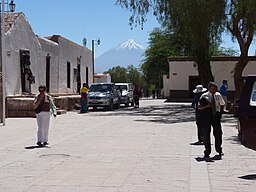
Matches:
[116,39,145,50]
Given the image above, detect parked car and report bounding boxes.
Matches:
[238,75,256,150]
[115,83,134,107]
[88,83,120,111]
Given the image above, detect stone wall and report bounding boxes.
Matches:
[6,95,81,118]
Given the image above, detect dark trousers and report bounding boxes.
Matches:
[204,112,223,156]
[80,97,88,113]
[195,110,204,142]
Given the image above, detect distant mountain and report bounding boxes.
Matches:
[95,39,146,73]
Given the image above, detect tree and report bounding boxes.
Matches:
[141,28,191,89]
[116,0,226,87]
[104,65,145,87]
[210,44,239,56]
[226,0,256,99]
[104,66,128,83]
[127,65,142,86]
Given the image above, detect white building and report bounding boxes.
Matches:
[4,13,92,96]
[164,56,256,100]
[94,73,111,83]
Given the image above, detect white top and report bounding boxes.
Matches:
[200,91,226,112]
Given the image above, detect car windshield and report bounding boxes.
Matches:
[116,85,127,90]
[250,82,256,106]
[252,91,256,102]
[89,84,112,92]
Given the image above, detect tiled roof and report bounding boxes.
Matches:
[4,12,24,33]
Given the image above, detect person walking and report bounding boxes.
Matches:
[80,83,89,113]
[219,80,228,111]
[34,85,57,147]
[133,86,141,108]
[198,82,225,158]
[192,85,207,144]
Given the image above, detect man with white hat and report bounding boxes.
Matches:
[192,85,207,144]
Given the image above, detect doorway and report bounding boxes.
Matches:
[20,50,31,93]
[77,65,81,93]
[46,55,50,92]
[189,76,200,98]
[77,57,81,93]
[86,67,89,85]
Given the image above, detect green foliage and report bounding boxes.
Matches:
[210,44,239,56]
[116,0,255,96]
[227,0,256,47]
[141,28,191,89]
[104,66,128,83]
[104,65,145,87]
[226,0,256,98]
[116,0,226,86]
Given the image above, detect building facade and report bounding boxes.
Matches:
[4,13,92,96]
[164,56,256,100]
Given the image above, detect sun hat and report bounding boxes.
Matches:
[193,85,207,94]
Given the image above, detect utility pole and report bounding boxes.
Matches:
[92,40,94,83]
[0,0,15,125]
[91,39,100,83]
[0,0,5,125]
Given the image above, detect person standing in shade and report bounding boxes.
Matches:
[152,90,156,99]
[198,82,225,158]
[34,85,57,147]
[219,80,228,111]
[80,83,89,113]
[192,85,207,144]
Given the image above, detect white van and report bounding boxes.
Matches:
[115,83,134,107]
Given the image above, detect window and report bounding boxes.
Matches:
[73,68,78,83]
[86,67,89,85]
[89,84,112,92]
[67,61,71,88]
[46,55,50,92]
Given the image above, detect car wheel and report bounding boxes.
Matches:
[116,99,120,109]
[107,100,114,111]
[125,98,129,107]
[239,129,247,145]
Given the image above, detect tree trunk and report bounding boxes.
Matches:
[195,48,214,88]
[234,54,248,100]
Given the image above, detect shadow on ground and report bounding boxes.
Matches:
[90,103,237,125]
[92,103,196,124]
[25,146,50,149]
[238,174,256,180]
[195,155,223,162]
[224,135,241,145]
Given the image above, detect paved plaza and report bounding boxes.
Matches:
[0,99,255,192]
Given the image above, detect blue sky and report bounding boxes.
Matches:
[13,0,255,57]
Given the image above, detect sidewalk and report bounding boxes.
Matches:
[0,100,255,191]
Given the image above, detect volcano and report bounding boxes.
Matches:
[95,39,145,73]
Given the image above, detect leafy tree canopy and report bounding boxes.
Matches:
[104,65,145,87]
[116,0,226,87]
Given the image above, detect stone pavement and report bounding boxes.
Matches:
[0,99,255,192]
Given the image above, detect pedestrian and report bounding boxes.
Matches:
[192,85,207,144]
[80,83,89,113]
[198,82,225,158]
[219,80,228,112]
[152,90,156,99]
[146,89,149,99]
[34,85,57,147]
[156,89,160,98]
[133,86,141,108]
